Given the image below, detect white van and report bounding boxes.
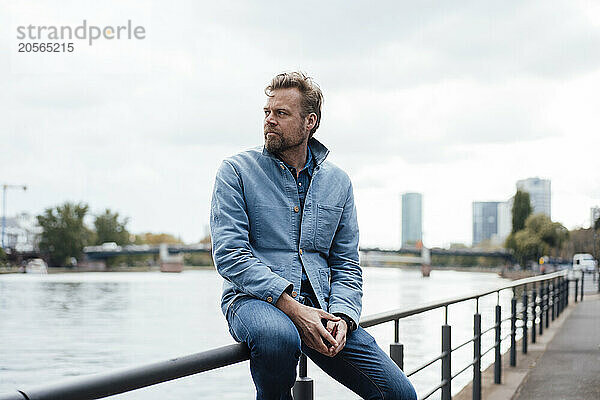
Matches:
[573,253,597,273]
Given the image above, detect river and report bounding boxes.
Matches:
[0,268,513,399]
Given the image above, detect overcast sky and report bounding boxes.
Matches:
[2,0,599,248]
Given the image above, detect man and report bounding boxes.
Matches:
[210,72,416,400]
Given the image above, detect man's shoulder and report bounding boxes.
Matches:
[221,146,264,170]
[319,160,351,184]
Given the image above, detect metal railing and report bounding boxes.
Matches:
[0,270,585,400]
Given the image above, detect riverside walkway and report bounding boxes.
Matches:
[513,285,600,400]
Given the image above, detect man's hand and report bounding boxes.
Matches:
[276,293,340,356]
[325,318,348,357]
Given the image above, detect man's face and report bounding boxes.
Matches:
[263,88,310,154]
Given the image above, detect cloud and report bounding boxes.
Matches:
[2,0,599,246]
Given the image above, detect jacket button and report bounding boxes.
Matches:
[292,291,298,297]
[299,249,303,255]
[266,296,273,303]
[294,206,299,213]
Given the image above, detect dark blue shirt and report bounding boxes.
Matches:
[281,147,317,305]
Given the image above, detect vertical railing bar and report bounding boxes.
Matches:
[510,296,517,367]
[494,304,501,384]
[441,324,451,400]
[522,284,528,354]
[531,283,537,344]
[545,280,550,329]
[473,312,481,400]
[539,283,544,336]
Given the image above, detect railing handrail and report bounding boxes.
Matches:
[361,270,565,328]
[0,270,572,400]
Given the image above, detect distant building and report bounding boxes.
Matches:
[592,206,600,228]
[1,213,41,251]
[473,202,499,246]
[401,193,422,247]
[496,199,512,243]
[516,177,551,218]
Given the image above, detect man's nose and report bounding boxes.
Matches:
[265,112,277,126]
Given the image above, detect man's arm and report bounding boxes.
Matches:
[327,180,362,330]
[210,160,292,304]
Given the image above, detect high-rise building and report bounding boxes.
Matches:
[516,177,551,218]
[496,199,512,242]
[401,193,422,247]
[473,202,499,245]
[591,206,600,228]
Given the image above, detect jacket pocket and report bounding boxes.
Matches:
[255,205,293,249]
[315,204,343,252]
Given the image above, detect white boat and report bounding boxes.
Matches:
[25,258,48,274]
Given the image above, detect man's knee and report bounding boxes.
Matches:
[383,374,417,400]
[250,319,301,361]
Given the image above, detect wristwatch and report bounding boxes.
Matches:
[334,313,356,331]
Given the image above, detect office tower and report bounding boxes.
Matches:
[516,177,551,218]
[473,202,499,246]
[496,200,512,242]
[402,193,422,247]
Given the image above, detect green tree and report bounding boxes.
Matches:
[0,247,7,267]
[512,190,532,233]
[505,214,568,266]
[94,209,130,245]
[37,202,92,267]
[135,232,183,245]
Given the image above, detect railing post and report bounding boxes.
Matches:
[441,324,451,400]
[473,313,481,400]
[560,277,566,313]
[522,285,528,354]
[558,278,563,315]
[494,305,501,384]
[390,319,404,370]
[551,279,556,321]
[564,278,571,308]
[531,284,537,344]
[544,280,549,329]
[538,284,544,336]
[510,297,517,367]
[293,354,313,400]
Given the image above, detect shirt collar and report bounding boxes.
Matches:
[281,146,313,176]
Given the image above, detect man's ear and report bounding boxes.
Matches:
[305,113,317,132]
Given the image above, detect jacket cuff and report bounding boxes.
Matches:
[266,276,293,306]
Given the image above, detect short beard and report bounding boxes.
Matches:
[264,133,284,154]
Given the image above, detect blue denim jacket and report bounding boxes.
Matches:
[210,138,362,327]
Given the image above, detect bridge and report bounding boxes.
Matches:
[82,243,211,272]
[81,243,514,273]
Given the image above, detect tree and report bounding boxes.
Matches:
[595,216,600,230]
[505,214,568,266]
[512,190,532,233]
[134,232,183,245]
[94,209,130,245]
[37,202,92,267]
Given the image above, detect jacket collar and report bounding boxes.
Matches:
[261,137,330,166]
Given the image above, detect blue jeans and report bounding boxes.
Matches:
[227,296,417,400]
